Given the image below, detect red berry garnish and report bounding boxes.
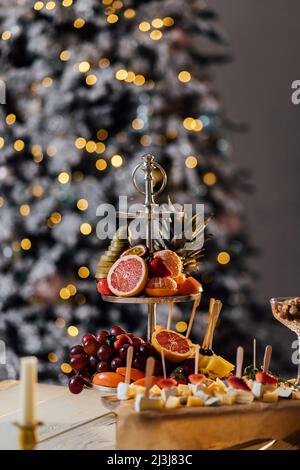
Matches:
[96,278,113,296]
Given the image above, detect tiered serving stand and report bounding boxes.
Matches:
[101,154,202,340]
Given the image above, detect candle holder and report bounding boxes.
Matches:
[14,421,43,450]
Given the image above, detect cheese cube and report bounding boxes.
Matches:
[134,394,164,412]
[187,396,204,407]
[263,391,279,403]
[276,386,292,398]
[235,391,254,404]
[165,396,181,409]
[205,396,220,406]
[128,384,146,397]
[217,393,236,405]
[161,386,177,402]
[149,384,162,397]
[177,384,192,396]
[251,381,264,398]
[194,390,210,402]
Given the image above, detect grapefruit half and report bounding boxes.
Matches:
[107,255,148,297]
[152,328,193,363]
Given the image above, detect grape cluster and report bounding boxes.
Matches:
[68,326,163,394]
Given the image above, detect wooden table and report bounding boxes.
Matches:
[1,380,299,450]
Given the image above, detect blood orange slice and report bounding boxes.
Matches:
[153,250,182,278]
[107,255,148,297]
[151,328,193,363]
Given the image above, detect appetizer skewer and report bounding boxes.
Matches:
[117,345,134,400]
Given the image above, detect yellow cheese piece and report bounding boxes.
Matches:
[205,355,235,379]
[263,391,279,403]
[165,396,181,409]
[129,384,146,398]
[187,396,204,407]
[292,390,300,400]
[149,384,162,396]
[177,384,192,396]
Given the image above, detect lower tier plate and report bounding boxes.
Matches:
[101,293,201,304]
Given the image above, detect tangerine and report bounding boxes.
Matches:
[153,250,182,278]
[145,277,177,297]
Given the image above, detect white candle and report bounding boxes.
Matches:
[19,356,38,427]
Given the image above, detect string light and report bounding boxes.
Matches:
[203,172,217,186]
[152,18,163,28]
[60,288,70,300]
[132,118,144,130]
[45,1,56,10]
[150,30,162,40]
[58,172,70,184]
[73,18,85,29]
[85,140,97,153]
[61,363,72,373]
[111,154,123,167]
[97,129,108,140]
[60,50,70,61]
[96,158,107,171]
[77,199,88,211]
[163,17,174,27]
[50,212,62,225]
[48,352,58,363]
[0,137,4,149]
[124,8,136,18]
[62,0,73,6]
[98,58,110,68]
[6,113,16,125]
[86,74,97,86]
[139,21,151,32]
[95,142,105,153]
[67,326,79,337]
[140,135,152,146]
[178,71,191,83]
[78,266,90,278]
[75,137,86,149]
[32,185,44,197]
[133,74,145,86]
[112,0,123,8]
[115,69,128,80]
[217,251,231,265]
[183,117,203,132]
[33,1,44,10]
[47,146,56,157]
[107,14,119,24]
[78,61,90,73]
[1,31,11,41]
[124,71,135,83]
[185,156,198,168]
[14,139,25,151]
[19,204,30,217]
[67,284,77,296]
[80,223,92,235]
[21,238,31,250]
[176,321,187,333]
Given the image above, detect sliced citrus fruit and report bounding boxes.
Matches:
[107,255,148,297]
[121,244,147,257]
[151,328,193,363]
[116,367,145,382]
[145,277,177,297]
[153,250,182,278]
[176,276,203,295]
[173,273,186,286]
[92,372,124,388]
[132,376,164,387]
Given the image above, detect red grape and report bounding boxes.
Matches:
[70,345,85,356]
[109,325,126,336]
[132,337,143,349]
[97,344,114,361]
[69,375,84,394]
[111,357,123,371]
[81,333,94,344]
[114,334,133,350]
[70,354,89,371]
[138,342,155,357]
[96,330,109,345]
[119,344,131,360]
[133,355,146,371]
[89,355,99,370]
[82,335,100,356]
[97,361,111,373]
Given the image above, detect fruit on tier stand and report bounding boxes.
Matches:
[153,250,182,278]
[151,328,193,363]
[176,276,203,296]
[121,244,147,257]
[145,277,177,297]
[149,257,172,277]
[95,226,130,279]
[96,278,112,296]
[107,255,148,297]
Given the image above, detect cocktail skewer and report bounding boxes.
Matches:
[144,356,155,399]
[209,300,222,349]
[236,346,244,378]
[161,349,167,380]
[167,302,173,330]
[194,344,200,374]
[263,345,272,373]
[253,338,257,370]
[202,298,215,349]
[186,295,201,339]
[117,345,134,400]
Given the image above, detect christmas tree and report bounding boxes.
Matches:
[0,0,275,382]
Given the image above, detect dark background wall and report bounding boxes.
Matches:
[210,0,300,306]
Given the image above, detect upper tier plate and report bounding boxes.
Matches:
[101,293,201,304]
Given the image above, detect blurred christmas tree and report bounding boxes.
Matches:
[0,0,276,382]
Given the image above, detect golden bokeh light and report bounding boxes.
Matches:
[0,197,4,207]
[115,69,128,81]
[176,321,188,333]
[185,156,198,169]
[21,238,31,250]
[85,140,97,153]
[107,14,119,24]
[58,172,70,184]
[86,74,97,86]
[19,204,31,217]
[111,154,123,168]
[140,135,152,146]
[77,199,89,211]
[133,74,145,86]
[48,352,58,363]
[32,185,44,197]
[124,8,136,18]
[97,129,108,140]
[2,31,11,41]
[74,18,85,28]
[0,137,5,149]
[55,317,66,328]
[150,30,162,40]
[124,71,135,83]
[12,241,20,252]
[42,77,53,87]
[47,146,56,157]
[60,49,70,61]
[45,1,56,10]
[61,363,72,373]
[67,284,77,296]
[178,70,191,83]
[78,61,90,73]
[62,0,73,6]
[67,325,79,337]
[152,18,163,28]
[203,172,217,186]
[163,17,174,27]
[6,114,16,125]
[96,158,107,171]
[132,118,144,130]
[78,266,90,278]
[139,22,151,32]
[98,57,110,68]
[14,140,25,152]
[34,1,44,10]
[60,288,70,300]
[95,142,105,154]
[50,212,62,224]
[217,251,231,265]
[80,223,92,235]
[75,137,86,149]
